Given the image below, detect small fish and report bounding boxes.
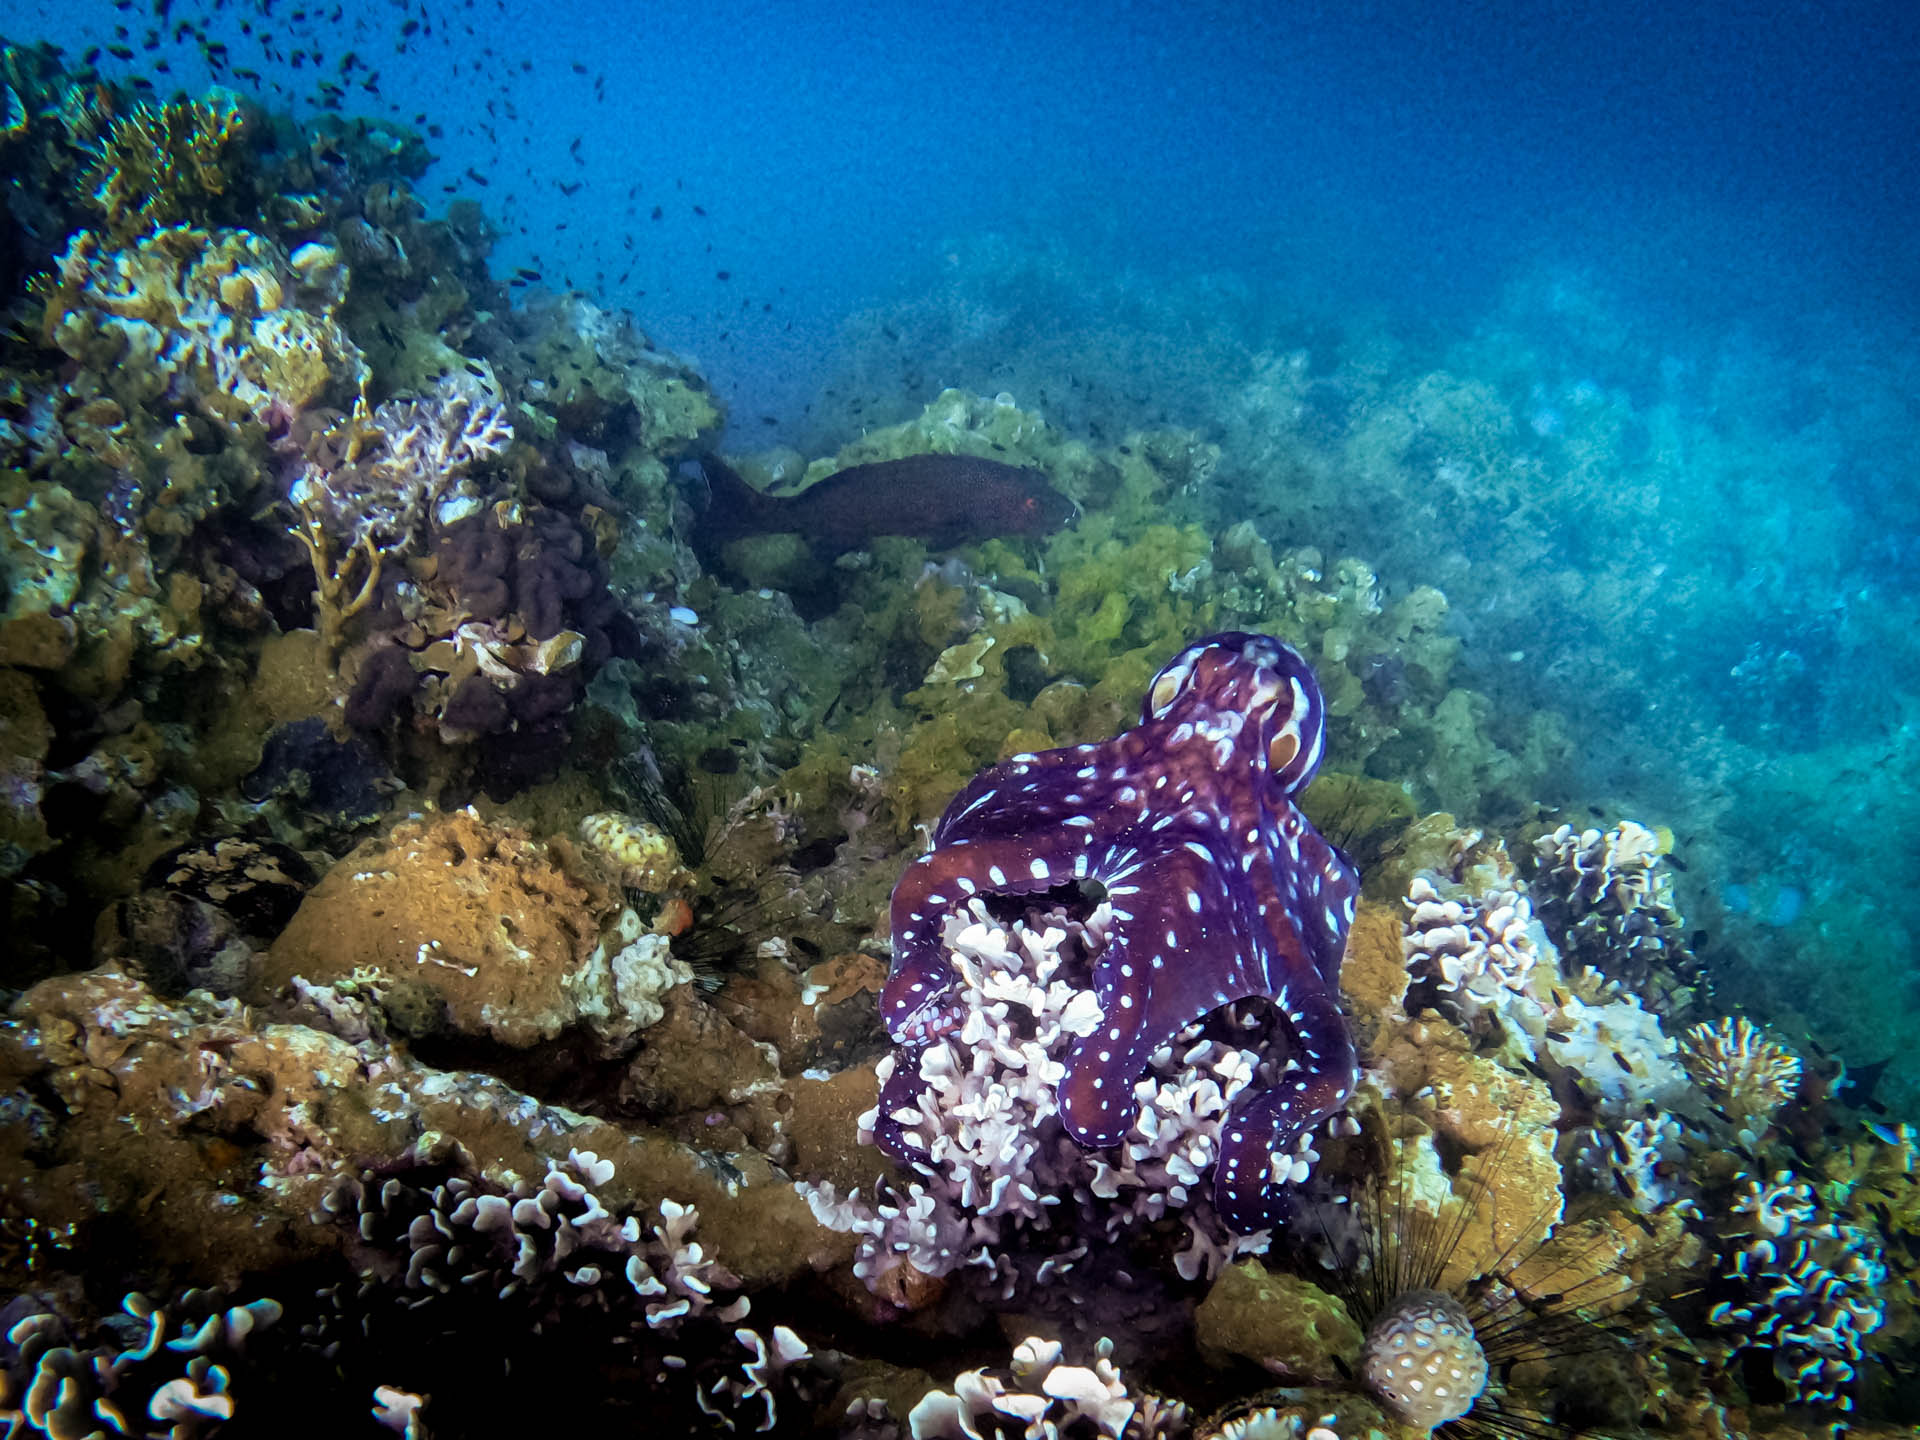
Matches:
[715,270,729,281]
[465,167,489,186]
[1610,1049,1635,1073]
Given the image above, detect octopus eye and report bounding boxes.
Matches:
[1269,730,1300,773]
[1149,672,1184,715]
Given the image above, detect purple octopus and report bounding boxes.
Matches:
[877,632,1360,1233]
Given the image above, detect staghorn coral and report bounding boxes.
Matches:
[286,366,511,556]
[1679,1016,1803,1127]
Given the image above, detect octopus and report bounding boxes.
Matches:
[877,631,1360,1233]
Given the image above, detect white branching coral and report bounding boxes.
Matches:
[1710,1170,1887,1413]
[288,366,513,554]
[800,900,1286,1301]
[1678,1016,1802,1123]
[903,1335,1190,1440]
[1401,875,1543,1013]
[320,1149,747,1331]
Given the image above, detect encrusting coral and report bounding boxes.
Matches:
[256,807,690,1049]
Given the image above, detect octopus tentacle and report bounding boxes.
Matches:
[1215,980,1358,1231]
[884,832,1095,1045]
[1061,841,1253,1146]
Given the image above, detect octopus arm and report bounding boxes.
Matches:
[1213,980,1357,1232]
[1058,838,1266,1148]
[882,831,1091,1045]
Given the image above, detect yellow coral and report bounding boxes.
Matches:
[82,95,246,240]
[579,812,689,893]
[1678,1016,1801,1121]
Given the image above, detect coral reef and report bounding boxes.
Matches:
[0,34,1913,1440]
[1679,1016,1804,1127]
[257,808,688,1049]
[899,1335,1190,1440]
[1531,820,1695,1000]
[1709,1170,1887,1412]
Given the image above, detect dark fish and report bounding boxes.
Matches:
[693,452,1077,565]
[1841,1055,1895,1107]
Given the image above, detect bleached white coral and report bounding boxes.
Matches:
[904,1335,1189,1440]
[1402,875,1544,1012]
[800,900,1283,1298]
[289,366,513,553]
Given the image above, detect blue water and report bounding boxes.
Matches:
[11,0,1916,434]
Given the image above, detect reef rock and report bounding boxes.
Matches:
[255,808,687,1050]
[1195,1261,1363,1380]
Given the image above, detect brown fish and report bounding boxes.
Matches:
[692,452,1077,564]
